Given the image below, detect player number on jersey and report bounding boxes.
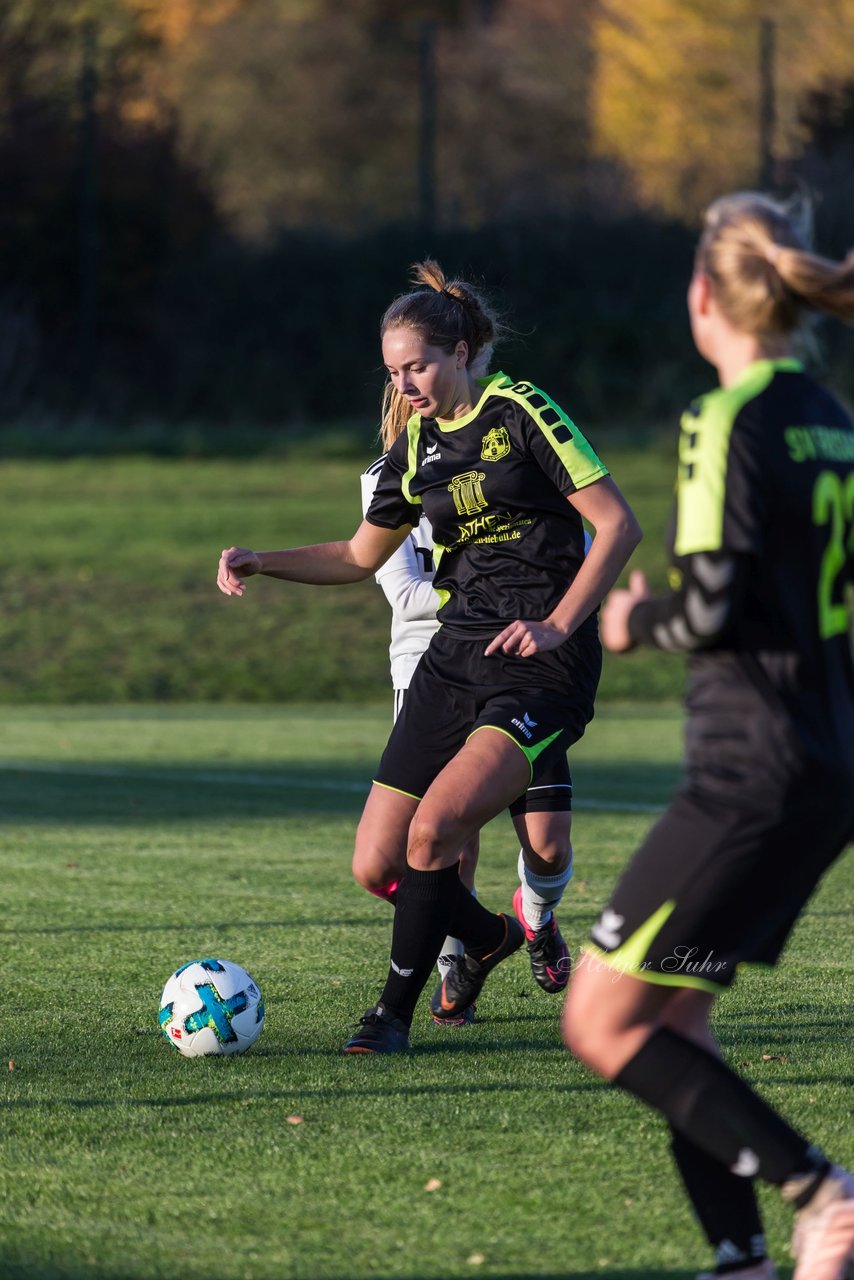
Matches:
[812,469,854,640]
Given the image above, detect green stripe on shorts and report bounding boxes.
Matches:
[466,724,563,786]
[584,899,726,994]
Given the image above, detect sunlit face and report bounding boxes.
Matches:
[382,327,468,420]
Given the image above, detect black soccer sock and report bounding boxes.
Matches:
[446,879,506,960]
[670,1128,767,1272]
[614,1028,826,1186]
[376,864,460,1027]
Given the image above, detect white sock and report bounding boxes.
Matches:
[436,936,464,979]
[436,887,477,979]
[516,848,573,931]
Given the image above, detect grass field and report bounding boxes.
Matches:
[2,703,852,1280]
[0,434,683,704]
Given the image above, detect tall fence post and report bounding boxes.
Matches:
[418,20,437,237]
[758,17,776,190]
[77,18,99,410]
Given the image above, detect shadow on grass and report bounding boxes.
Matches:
[0,758,680,825]
[0,760,373,822]
[0,915,380,935]
[354,1273,790,1280]
[713,1004,854,1049]
[0,1077,609,1111]
[4,1055,854,1112]
[0,1266,792,1280]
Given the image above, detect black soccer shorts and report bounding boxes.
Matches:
[374,625,601,812]
[587,723,854,993]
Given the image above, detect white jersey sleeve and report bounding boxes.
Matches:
[361,458,440,691]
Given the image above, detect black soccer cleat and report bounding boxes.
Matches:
[430,913,524,1021]
[513,886,572,993]
[342,1005,411,1054]
[429,965,476,1027]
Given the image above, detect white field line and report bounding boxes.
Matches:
[0,760,665,814]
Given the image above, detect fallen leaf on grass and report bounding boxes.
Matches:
[424,1178,442,1192]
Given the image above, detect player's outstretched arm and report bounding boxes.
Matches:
[217,521,409,597]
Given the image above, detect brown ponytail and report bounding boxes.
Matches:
[378,260,502,450]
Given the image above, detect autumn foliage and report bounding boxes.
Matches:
[1,0,853,428]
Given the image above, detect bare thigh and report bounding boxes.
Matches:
[353,785,481,892]
[563,952,719,1078]
[352,784,418,890]
[407,728,530,871]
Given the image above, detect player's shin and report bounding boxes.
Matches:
[670,1127,770,1273]
[516,847,573,928]
[614,1029,828,1188]
[376,864,462,1026]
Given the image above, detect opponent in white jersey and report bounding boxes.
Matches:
[360,460,440,715]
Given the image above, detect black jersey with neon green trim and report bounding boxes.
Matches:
[365,372,608,638]
[632,358,854,769]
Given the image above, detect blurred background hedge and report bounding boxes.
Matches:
[2,1,854,444]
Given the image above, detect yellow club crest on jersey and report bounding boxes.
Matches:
[480,426,510,462]
[448,470,487,516]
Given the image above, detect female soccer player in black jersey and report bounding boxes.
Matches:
[564,193,854,1280]
[217,261,641,1051]
[359,327,597,1023]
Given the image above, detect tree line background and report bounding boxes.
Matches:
[3,0,854,443]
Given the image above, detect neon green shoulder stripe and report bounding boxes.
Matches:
[495,376,608,489]
[675,358,800,555]
[401,414,423,506]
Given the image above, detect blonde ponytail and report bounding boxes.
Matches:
[698,192,854,336]
[379,382,414,452]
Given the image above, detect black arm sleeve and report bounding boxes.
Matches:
[627,551,751,653]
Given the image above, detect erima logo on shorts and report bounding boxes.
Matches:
[591,908,625,950]
[511,711,538,739]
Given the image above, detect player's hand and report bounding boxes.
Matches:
[600,569,650,652]
[484,618,567,658]
[217,546,261,597]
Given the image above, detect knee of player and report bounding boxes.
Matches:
[534,840,572,868]
[351,860,376,891]
[350,859,370,891]
[407,812,459,869]
[351,847,398,892]
[520,838,573,876]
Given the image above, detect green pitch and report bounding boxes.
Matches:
[0,441,680,705]
[1,704,851,1279]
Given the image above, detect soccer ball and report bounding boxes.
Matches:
[158,958,265,1058]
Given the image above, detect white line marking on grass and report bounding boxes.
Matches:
[575,798,663,813]
[0,761,665,813]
